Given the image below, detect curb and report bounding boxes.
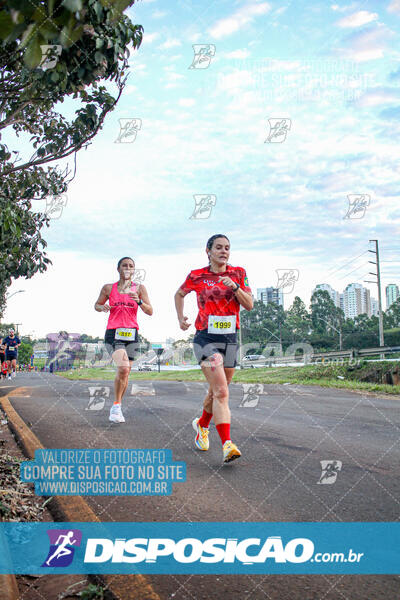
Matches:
[0,575,19,600]
[1,390,161,600]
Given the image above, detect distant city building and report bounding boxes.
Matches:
[313,282,379,319]
[313,283,341,308]
[342,283,371,319]
[386,284,399,310]
[257,287,284,308]
[165,337,175,347]
[370,298,379,317]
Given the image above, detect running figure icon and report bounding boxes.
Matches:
[45,531,77,566]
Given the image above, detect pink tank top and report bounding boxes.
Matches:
[106,282,139,330]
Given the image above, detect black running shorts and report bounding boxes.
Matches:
[193,329,238,368]
[104,329,140,361]
[5,351,17,361]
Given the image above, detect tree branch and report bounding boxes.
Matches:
[0,100,33,130]
[1,81,124,175]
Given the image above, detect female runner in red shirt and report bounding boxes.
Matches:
[94,257,153,423]
[175,234,253,462]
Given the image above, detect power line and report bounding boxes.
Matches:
[336,264,370,281]
[326,250,370,277]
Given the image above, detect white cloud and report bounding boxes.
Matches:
[388,0,400,14]
[224,90,263,120]
[143,32,160,44]
[356,86,400,107]
[331,3,359,12]
[217,69,255,92]
[259,58,305,72]
[337,10,378,28]
[339,25,394,62]
[348,47,384,61]
[188,33,202,43]
[224,49,251,59]
[152,10,167,18]
[209,2,271,39]
[130,62,146,71]
[123,84,138,95]
[178,98,196,107]
[165,71,184,82]
[158,39,182,50]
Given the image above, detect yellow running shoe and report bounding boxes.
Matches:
[192,417,209,451]
[223,440,241,463]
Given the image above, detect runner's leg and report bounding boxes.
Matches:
[201,366,235,422]
[200,357,240,461]
[112,348,131,404]
[108,348,131,423]
[200,354,230,424]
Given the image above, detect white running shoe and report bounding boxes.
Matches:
[109,404,125,423]
[8,374,11,380]
[12,371,16,378]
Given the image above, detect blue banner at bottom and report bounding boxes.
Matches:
[0,522,398,574]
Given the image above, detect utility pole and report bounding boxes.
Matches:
[365,240,385,357]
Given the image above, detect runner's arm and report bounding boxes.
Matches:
[94,284,111,312]
[174,288,191,330]
[138,284,153,316]
[234,287,253,311]
[219,274,253,311]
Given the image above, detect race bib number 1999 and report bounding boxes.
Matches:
[207,315,236,334]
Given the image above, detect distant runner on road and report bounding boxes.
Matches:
[0,339,6,371]
[174,234,253,463]
[94,257,153,423]
[3,329,21,380]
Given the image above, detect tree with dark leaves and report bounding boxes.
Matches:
[0,0,143,315]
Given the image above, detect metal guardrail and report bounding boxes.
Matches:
[311,350,353,361]
[357,346,400,357]
[241,345,400,368]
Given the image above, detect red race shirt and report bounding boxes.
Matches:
[179,265,252,331]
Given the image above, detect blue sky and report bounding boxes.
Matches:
[4,0,400,341]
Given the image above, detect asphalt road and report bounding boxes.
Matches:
[2,372,400,600]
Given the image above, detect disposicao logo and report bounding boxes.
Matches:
[42,529,82,567]
[83,536,314,564]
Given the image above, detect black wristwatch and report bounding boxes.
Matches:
[234,283,240,292]
[137,299,143,306]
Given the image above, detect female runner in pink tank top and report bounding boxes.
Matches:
[94,257,153,423]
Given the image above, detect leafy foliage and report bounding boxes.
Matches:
[18,341,34,364]
[79,583,104,599]
[0,0,143,314]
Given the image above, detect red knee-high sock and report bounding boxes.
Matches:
[198,409,212,428]
[216,423,230,446]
